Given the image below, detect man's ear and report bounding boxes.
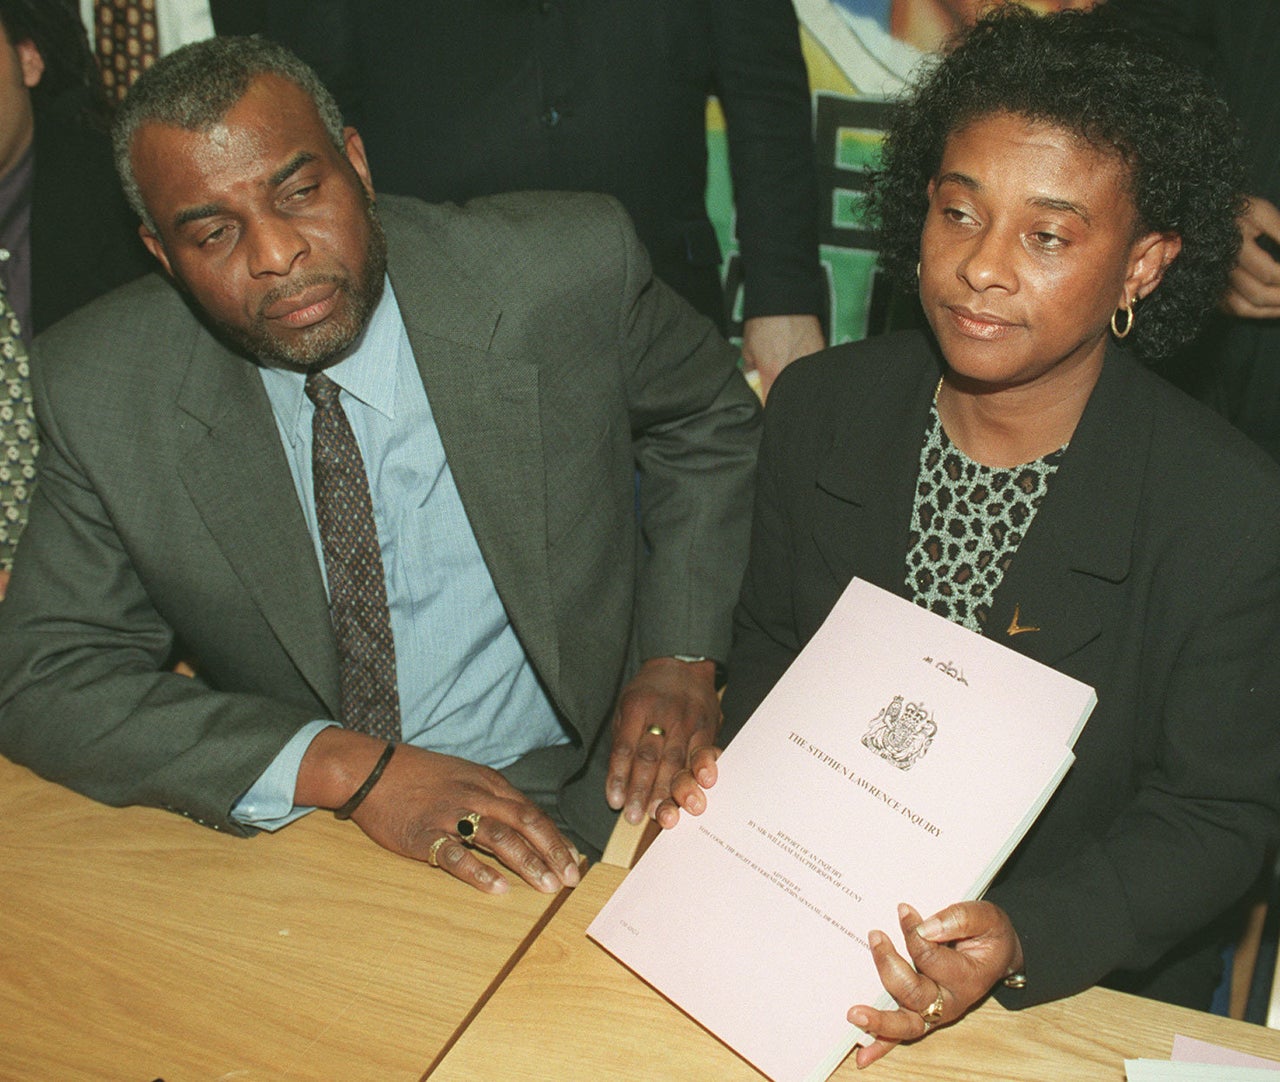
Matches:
[15,38,43,90]
[343,127,374,200]
[139,224,174,279]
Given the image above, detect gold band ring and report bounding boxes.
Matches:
[427,835,449,868]
[920,987,945,1030]
[646,724,666,737]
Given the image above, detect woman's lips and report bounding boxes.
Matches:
[946,304,1020,341]
[263,283,340,329]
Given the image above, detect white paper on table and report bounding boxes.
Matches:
[1128,1061,1280,1081]
[589,578,1096,1082]
[1172,1035,1280,1070]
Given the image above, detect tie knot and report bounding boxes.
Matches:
[305,371,342,410]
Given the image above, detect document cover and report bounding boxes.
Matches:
[588,578,1096,1082]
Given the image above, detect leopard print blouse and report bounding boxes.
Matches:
[905,402,1067,634]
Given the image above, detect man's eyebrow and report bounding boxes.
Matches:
[174,203,222,229]
[270,151,318,188]
[171,152,322,231]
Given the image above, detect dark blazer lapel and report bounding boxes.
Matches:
[812,341,941,605]
[386,236,560,696]
[174,333,341,714]
[988,351,1147,668]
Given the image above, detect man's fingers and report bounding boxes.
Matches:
[622,728,666,823]
[689,744,721,787]
[605,726,635,811]
[635,729,695,822]
[613,708,714,824]
[429,834,511,894]
[478,803,580,891]
[607,656,720,821]
[671,766,708,812]
[656,748,724,828]
[417,807,577,895]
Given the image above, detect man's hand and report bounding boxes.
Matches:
[297,728,581,895]
[655,744,721,828]
[741,314,825,401]
[606,657,720,825]
[848,900,1022,1068]
[1223,195,1280,320]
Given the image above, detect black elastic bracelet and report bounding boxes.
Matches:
[333,741,396,820]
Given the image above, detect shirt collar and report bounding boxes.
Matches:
[260,275,403,443]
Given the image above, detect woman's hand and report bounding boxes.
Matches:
[654,745,721,828]
[848,900,1022,1068]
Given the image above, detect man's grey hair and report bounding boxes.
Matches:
[112,35,346,233]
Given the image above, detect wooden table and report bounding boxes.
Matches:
[0,757,559,1082]
[429,863,1280,1082]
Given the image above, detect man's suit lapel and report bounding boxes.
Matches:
[173,331,341,715]
[386,225,561,697]
[167,208,562,720]
[987,351,1148,668]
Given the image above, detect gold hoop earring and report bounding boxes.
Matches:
[916,261,921,281]
[1111,297,1135,339]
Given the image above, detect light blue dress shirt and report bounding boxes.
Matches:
[232,279,569,829]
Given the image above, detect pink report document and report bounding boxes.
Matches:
[588,578,1097,1082]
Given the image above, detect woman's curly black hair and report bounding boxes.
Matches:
[868,4,1245,362]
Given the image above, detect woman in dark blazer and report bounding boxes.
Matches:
[660,7,1280,1069]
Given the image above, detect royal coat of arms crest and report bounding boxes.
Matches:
[861,695,937,770]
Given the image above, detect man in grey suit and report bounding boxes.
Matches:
[0,37,759,895]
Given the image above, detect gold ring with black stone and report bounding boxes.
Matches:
[457,812,482,845]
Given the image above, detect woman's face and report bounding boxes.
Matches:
[919,111,1174,393]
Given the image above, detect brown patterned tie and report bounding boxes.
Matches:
[305,372,401,740]
[0,285,36,572]
[94,0,160,103]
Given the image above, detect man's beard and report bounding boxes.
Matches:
[207,201,388,371]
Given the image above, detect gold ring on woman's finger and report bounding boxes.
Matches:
[427,835,449,868]
[457,811,482,845]
[646,724,666,737]
[920,988,945,1024]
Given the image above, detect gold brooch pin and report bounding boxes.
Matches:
[1007,604,1041,637]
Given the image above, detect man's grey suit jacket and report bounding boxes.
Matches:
[0,192,760,852]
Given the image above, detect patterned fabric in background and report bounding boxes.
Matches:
[0,286,36,572]
[94,0,160,102]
